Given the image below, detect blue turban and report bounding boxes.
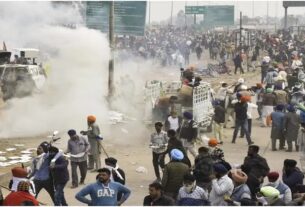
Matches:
[213,163,228,174]
[170,149,184,160]
[287,105,296,112]
[183,111,193,120]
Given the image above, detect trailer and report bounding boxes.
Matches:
[144,80,214,132]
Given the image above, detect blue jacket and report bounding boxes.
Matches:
[33,154,50,181]
[75,181,131,206]
[283,168,304,193]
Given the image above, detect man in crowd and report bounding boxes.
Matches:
[105,157,126,201]
[166,129,191,168]
[233,52,244,74]
[150,122,168,183]
[162,149,189,200]
[29,142,55,203]
[231,96,254,145]
[283,105,301,152]
[164,111,182,132]
[66,129,90,188]
[178,112,198,158]
[227,169,251,205]
[266,171,292,204]
[282,159,304,194]
[193,146,214,192]
[270,104,286,151]
[4,181,39,206]
[243,145,270,183]
[213,100,225,144]
[177,173,209,206]
[261,88,276,127]
[75,168,131,206]
[49,146,69,206]
[81,115,102,172]
[209,163,234,206]
[143,182,175,206]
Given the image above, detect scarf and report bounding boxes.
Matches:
[105,164,124,181]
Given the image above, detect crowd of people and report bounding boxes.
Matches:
[2,25,305,206]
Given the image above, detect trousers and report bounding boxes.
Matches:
[71,161,87,186]
[232,119,252,144]
[54,183,68,206]
[181,139,198,158]
[213,122,224,141]
[88,154,101,170]
[34,179,55,204]
[152,151,165,179]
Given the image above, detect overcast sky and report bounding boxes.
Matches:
[146,1,305,23]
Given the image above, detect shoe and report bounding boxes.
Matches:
[219,141,223,145]
[231,126,235,129]
[231,141,235,144]
[286,149,292,152]
[272,149,277,151]
[79,181,85,185]
[87,168,93,170]
[239,136,244,138]
[90,169,98,173]
[279,147,286,150]
[248,141,254,145]
[70,185,78,189]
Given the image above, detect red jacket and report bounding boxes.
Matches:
[3,191,39,206]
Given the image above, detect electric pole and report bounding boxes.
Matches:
[108,1,115,101]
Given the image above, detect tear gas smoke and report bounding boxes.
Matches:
[0,2,110,138]
[0,2,175,142]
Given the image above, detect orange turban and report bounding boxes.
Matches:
[208,138,218,147]
[87,115,96,123]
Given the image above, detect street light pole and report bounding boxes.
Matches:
[108,1,115,101]
[240,11,242,49]
[171,0,173,25]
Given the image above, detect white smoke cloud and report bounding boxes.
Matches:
[0,1,111,137]
[0,1,176,141]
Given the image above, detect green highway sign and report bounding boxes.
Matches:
[204,6,234,26]
[185,5,234,27]
[185,6,206,14]
[86,1,147,36]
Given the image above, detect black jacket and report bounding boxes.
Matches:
[193,154,214,183]
[235,102,248,120]
[50,156,69,185]
[113,168,126,185]
[243,154,270,178]
[179,120,198,142]
[143,194,175,206]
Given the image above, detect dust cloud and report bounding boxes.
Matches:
[0,2,168,142]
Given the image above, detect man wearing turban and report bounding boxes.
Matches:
[81,115,102,171]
